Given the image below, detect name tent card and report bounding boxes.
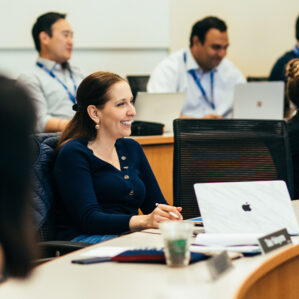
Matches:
[207,251,233,280]
[258,228,292,254]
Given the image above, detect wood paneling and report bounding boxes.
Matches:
[235,244,299,299]
[133,135,174,205]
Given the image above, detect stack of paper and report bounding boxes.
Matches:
[191,233,262,253]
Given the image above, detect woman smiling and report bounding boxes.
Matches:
[53,71,182,244]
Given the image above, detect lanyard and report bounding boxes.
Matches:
[183,52,215,110]
[294,45,299,57]
[36,62,77,104]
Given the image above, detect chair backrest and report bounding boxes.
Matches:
[31,133,60,241]
[246,76,268,82]
[173,119,294,219]
[126,75,150,102]
[234,244,299,299]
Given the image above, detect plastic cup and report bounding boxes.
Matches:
[159,221,194,267]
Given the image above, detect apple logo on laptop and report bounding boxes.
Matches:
[242,202,252,212]
[257,101,262,107]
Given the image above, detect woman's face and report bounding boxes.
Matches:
[98,81,135,140]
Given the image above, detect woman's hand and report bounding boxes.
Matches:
[129,204,183,231]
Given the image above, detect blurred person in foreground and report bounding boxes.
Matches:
[0,75,37,282]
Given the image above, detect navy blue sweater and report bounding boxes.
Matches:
[53,138,166,239]
[269,50,297,81]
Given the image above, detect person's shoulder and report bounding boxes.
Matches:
[276,50,295,63]
[117,137,141,149]
[166,49,185,64]
[218,58,245,81]
[287,113,299,133]
[17,63,45,84]
[169,48,185,58]
[60,138,87,150]
[149,49,185,85]
[18,69,39,80]
[69,63,84,77]
[58,138,90,157]
[157,49,185,66]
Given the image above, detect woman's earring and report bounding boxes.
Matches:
[95,123,100,130]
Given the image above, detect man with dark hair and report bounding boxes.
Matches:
[269,16,299,82]
[18,12,84,132]
[147,16,245,118]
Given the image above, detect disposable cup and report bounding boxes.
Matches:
[159,221,194,267]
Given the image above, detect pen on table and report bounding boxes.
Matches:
[222,108,233,118]
[155,203,179,219]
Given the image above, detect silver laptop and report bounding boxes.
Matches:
[134,92,185,133]
[232,82,284,120]
[193,180,299,235]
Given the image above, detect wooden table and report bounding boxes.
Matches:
[1,201,299,299]
[1,230,299,299]
[133,135,174,205]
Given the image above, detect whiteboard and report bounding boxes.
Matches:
[0,0,169,48]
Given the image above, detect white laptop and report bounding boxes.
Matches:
[193,180,299,235]
[232,82,284,120]
[134,92,185,133]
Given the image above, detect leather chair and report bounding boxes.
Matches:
[126,75,150,102]
[31,133,89,263]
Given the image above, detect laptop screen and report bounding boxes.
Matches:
[233,82,284,120]
[194,180,298,235]
[134,92,185,132]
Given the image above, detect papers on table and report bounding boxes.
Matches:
[191,245,260,254]
[192,233,262,253]
[80,246,164,258]
[80,247,133,257]
[195,233,261,246]
[79,234,264,259]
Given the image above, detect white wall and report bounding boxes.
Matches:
[0,0,169,78]
[170,0,299,78]
[0,0,298,79]
[0,0,169,48]
[0,48,168,79]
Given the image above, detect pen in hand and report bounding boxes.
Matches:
[155,203,179,219]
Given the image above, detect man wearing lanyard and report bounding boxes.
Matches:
[269,16,299,114]
[18,12,84,132]
[147,16,245,118]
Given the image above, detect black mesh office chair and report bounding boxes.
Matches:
[173,119,294,219]
[126,75,150,102]
[31,133,89,263]
[247,76,268,82]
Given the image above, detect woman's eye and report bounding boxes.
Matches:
[117,102,125,107]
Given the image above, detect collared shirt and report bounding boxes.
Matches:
[18,57,84,132]
[147,48,245,117]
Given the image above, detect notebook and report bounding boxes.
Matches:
[193,180,299,235]
[111,249,208,264]
[73,248,209,264]
[134,92,186,133]
[232,82,284,120]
